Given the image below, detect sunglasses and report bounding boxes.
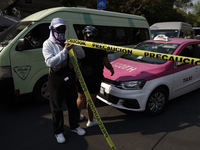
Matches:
[56,26,66,31]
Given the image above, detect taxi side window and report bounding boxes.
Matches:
[197,44,200,58]
[177,45,194,66]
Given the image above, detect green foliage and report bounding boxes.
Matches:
[174,0,193,9]
[58,0,97,7]
[58,0,149,14]
[1,0,196,26]
[105,0,149,14]
[186,1,200,27]
[53,0,193,26]
[138,0,187,25]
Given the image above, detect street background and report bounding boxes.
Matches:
[1,88,200,150]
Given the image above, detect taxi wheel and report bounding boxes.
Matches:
[145,87,168,116]
[33,76,49,104]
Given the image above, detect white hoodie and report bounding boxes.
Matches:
[42,32,85,68]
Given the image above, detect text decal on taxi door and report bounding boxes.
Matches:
[183,76,192,83]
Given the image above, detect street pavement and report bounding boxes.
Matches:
[1,88,200,150]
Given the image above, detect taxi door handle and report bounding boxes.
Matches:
[195,67,200,72]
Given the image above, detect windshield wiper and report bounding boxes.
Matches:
[134,58,142,62]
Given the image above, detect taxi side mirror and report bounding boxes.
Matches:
[16,38,29,51]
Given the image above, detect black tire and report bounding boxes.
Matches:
[145,87,168,116]
[33,76,49,104]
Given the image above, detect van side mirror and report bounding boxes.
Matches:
[17,38,29,51]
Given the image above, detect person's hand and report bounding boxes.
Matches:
[110,68,114,76]
[64,41,73,50]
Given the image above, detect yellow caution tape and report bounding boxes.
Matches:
[68,49,117,150]
[67,38,200,65]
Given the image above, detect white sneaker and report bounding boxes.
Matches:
[86,119,98,127]
[55,133,66,143]
[71,127,86,136]
[80,114,84,120]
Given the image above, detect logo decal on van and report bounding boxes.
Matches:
[13,66,31,80]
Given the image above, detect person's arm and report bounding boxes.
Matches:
[42,41,72,68]
[73,45,85,59]
[103,57,114,76]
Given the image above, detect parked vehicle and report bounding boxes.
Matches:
[0,7,150,103]
[97,35,200,116]
[194,36,200,40]
[150,22,194,39]
[193,27,200,36]
[193,27,200,40]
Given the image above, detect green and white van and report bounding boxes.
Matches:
[0,7,150,103]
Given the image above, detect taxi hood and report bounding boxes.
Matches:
[104,58,166,81]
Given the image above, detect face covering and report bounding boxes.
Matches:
[51,26,66,47]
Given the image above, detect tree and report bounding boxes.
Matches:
[1,6,21,18]
[187,12,197,26]
[57,0,97,7]
[57,0,149,14]
[55,0,190,26]
[138,0,188,25]
[174,0,193,10]
[105,0,149,14]
[187,1,200,27]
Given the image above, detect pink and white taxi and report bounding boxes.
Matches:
[97,35,200,115]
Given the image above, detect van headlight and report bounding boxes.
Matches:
[116,80,146,90]
[0,66,12,78]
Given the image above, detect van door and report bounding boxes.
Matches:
[10,23,49,101]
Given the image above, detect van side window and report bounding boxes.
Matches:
[180,30,185,38]
[190,31,194,38]
[73,24,149,46]
[185,30,193,39]
[180,30,193,39]
[23,23,49,50]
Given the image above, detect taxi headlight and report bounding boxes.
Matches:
[117,80,146,90]
[0,66,12,78]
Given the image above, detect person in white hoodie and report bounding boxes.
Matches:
[42,18,86,144]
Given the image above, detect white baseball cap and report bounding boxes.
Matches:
[49,18,66,29]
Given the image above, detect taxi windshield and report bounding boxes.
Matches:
[0,21,31,48]
[151,30,179,39]
[122,42,179,64]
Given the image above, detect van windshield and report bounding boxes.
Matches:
[151,30,179,39]
[0,21,31,48]
[121,42,179,64]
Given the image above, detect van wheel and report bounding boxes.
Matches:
[33,76,49,104]
[145,87,168,116]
